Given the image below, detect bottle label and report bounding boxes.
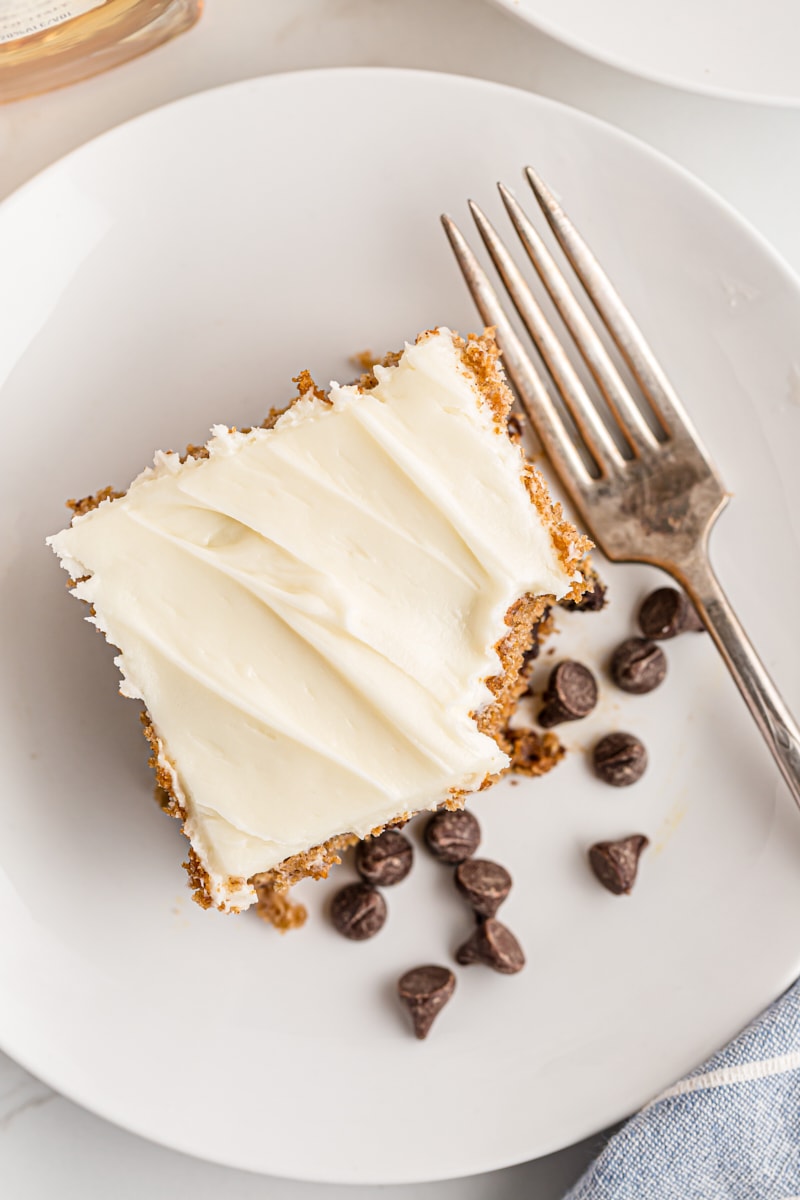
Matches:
[0,1,105,44]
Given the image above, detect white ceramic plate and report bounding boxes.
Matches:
[2,68,800,1185]
[490,0,800,105]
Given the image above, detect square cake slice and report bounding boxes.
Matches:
[48,328,589,915]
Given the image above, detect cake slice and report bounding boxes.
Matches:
[48,328,589,916]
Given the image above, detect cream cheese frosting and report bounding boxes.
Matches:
[48,329,578,911]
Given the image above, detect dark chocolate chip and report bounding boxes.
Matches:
[638,587,704,639]
[593,731,648,786]
[330,883,387,940]
[538,660,598,727]
[397,965,456,1039]
[355,828,413,887]
[537,704,564,728]
[455,858,512,919]
[507,413,524,441]
[562,575,607,612]
[610,638,667,695]
[455,918,525,974]
[424,809,481,864]
[588,835,649,895]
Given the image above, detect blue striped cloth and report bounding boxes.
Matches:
[566,980,800,1199]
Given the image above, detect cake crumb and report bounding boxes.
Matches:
[352,349,375,373]
[504,727,565,777]
[183,443,210,461]
[67,485,122,516]
[255,883,308,932]
[293,369,328,403]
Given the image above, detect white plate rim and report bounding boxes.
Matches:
[487,0,800,108]
[4,65,800,283]
[2,67,800,1183]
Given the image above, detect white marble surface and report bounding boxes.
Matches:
[1,2,798,1196]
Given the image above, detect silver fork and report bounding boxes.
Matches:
[443,167,800,808]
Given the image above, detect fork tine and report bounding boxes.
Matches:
[497,183,660,456]
[468,200,626,477]
[525,166,706,446]
[441,213,593,487]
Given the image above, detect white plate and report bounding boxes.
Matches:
[490,0,800,105]
[2,68,800,1185]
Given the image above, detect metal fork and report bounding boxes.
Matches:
[443,167,800,808]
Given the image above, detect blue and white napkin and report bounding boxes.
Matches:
[566,979,800,1199]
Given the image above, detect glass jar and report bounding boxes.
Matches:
[0,0,203,103]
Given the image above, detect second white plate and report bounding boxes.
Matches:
[1,69,800,1184]
[490,0,800,105]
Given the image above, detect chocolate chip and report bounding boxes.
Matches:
[455,918,525,974]
[355,828,413,887]
[588,835,649,895]
[610,638,667,694]
[593,731,648,786]
[397,965,456,1039]
[538,660,598,727]
[638,587,704,639]
[424,809,481,864]
[330,883,387,940]
[455,858,512,919]
[507,413,523,440]
[562,574,607,612]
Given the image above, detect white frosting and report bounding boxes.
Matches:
[48,329,576,911]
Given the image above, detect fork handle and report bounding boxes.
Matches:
[676,557,800,809]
